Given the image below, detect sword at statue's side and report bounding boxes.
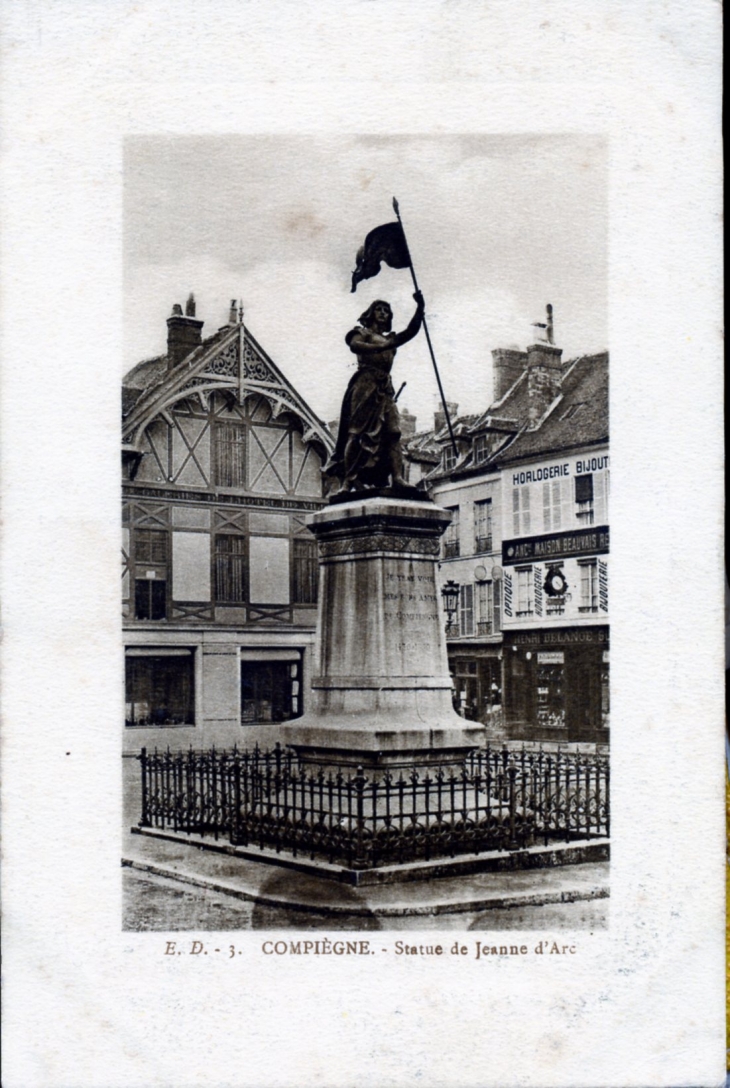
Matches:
[392,196,459,459]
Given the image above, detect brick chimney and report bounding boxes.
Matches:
[491,348,527,401]
[167,298,204,369]
[434,401,458,434]
[399,407,417,438]
[526,306,562,424]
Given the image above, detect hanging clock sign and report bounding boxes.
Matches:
[544,567,568,597]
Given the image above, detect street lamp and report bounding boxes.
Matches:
[440,579,460,637]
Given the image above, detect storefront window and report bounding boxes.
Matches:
[125,651,194,726]
[535,653,565,729]
[241,658,302,724]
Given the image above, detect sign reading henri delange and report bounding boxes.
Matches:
[122,134,610,935]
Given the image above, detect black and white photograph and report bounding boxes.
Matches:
[121,134,610,931]
[2,4,723,1085]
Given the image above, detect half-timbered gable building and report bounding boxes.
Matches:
[122,297,333,752]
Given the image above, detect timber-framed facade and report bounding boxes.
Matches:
[122,297,333,753]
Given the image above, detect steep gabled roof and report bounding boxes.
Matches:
[495,352,608,464]
[402,350,608,481]
[122,322,334,457]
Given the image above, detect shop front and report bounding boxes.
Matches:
[448,648,503,729]
[502,625,609,746]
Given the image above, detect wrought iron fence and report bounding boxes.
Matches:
[137,743,609,870]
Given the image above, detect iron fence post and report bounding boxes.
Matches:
[352,766,368,870]
[139,747,149,827]
[506,761,519,850]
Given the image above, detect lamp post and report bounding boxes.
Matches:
[440,579,460,638]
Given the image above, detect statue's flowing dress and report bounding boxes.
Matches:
[327,326,401,487]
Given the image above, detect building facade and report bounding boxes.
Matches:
[404,314,609,746]
[121,296,333,753]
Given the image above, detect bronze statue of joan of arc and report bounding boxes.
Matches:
[325,291,425,494]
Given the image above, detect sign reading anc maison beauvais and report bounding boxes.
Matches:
[502,526,610,565]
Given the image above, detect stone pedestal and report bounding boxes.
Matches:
[279,497,485,768]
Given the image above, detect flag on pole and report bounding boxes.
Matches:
[351,220,410,292]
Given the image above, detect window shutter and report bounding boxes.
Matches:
[594,470,607,523]
[542,482,551,532]
[460,584,474,636]
[493,580,502,633]
[561,477,572,527]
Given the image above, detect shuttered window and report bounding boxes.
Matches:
[516,568,533,616]
[474,499,492,552]
[493,580,502,633]
[542,479,565,531]
[594,470,609,524]
[476,581,492,634]
[459,584,474,636]
[292,539,318,604]
[579,559,598,612]
[512,486,530,535]
[214,534,248,602]
[213,422,246,488]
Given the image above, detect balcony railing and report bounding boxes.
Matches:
[442,540,460,559]
[546,601,565,616]
[474,534,492,554]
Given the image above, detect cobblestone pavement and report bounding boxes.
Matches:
[123,865,607,932]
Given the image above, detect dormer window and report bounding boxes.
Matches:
[473,434,490,464]
[441,445,457,472]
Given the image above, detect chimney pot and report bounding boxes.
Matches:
[167,297,204,369]
[186,292,196,317]
[491,348,527,401]
[434,401,458,434]
[399,407,417,438]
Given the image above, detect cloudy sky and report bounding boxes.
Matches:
[124,134,606,430]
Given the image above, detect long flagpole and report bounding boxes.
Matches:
[392,197,458,458]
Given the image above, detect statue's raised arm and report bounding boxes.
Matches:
[325,292,426,496]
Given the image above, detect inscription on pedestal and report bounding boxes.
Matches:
[278,498,486,761]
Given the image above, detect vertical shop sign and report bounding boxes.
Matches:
[598,559,608,612]
[503,571,513,617]
[534,566,543,617]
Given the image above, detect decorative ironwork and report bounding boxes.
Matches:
[137,743,609,869]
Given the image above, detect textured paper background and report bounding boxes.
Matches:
[1,3,724,1085]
